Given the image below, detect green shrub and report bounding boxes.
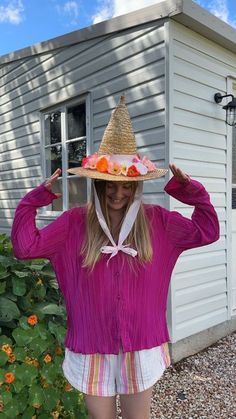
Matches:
[0,234,88,418]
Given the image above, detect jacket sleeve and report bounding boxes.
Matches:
[11,183,70,260]
[161,176,220,250]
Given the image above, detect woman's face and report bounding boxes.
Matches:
[105,181,134,212]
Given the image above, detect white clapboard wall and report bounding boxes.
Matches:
[166,20,236,342]
[0,20,167,233]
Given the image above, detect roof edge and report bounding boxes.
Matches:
[173,0,236,54]
[0,0,181,64]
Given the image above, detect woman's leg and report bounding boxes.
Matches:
[83,394,117,419]
[119,385,153,419]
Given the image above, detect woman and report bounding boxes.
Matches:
[11,96,219,419]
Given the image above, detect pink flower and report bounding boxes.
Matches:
[142,156,157,172]
[82,153,98,169]
[108,162,122,175]
[132,157,140,163]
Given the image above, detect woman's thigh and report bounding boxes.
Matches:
[83,394,117,419]
[119,385,153,419]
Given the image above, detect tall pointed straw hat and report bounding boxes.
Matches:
[67,95,168,181]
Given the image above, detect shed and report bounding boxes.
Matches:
[0,0,236,362]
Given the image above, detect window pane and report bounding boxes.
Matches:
[44,111,61,145]
[46,145,62,176]
[233,188,236,209]
[67,103,86,139]
[68,140,86,169]
[51,179,63,211]
[68,177,87,208]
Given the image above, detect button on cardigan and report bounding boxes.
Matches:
[11,177,220,355]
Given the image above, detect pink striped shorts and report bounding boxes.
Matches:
[62,343,171,397]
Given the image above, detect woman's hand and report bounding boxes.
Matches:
[44,168,62,198]
[169,163,190,184]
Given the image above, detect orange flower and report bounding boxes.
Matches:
[96,157,108,173]
[127,165,140,177]
[43,354,52,364]
[36,278,43,286]
[27,314,38,326]
[55,346,63,356]
[64,382,72,392]
[1,344,12,355]
[8,353,16,364]
[4,372,15,384]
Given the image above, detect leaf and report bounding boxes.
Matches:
[14,347,27,362]
[0,350,8,366]
[0,281,6,294]
[61,392,80,411]
[21,406,35,419]
[28,384,44,407]
[1,391,12,405]
[3,399,20,418]
[29,338,50,356]
[0,297,20,322]
[12,328,35,346]
[42,387,60,411]
[13,270,30,278]
[34,302,65,316]
[11,277,27,296]
[48,321,66,344]
[0,335,12,346]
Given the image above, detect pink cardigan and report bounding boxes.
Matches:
[11,177,220,354]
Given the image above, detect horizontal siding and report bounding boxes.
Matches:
[169,20,236,342]
[0,20,166,234]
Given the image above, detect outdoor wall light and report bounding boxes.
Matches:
[214,92,236,126]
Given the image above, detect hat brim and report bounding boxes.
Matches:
[67,167,168,181]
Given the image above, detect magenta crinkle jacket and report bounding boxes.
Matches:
[11,177,220,354]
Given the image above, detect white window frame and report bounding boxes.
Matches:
[39,92,92,217]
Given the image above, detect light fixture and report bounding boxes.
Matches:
[214,92,236,126]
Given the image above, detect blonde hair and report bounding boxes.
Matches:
[81,180,153,271]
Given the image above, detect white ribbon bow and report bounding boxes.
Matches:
[93,181,143,262]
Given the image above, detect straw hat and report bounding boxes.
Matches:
[67,95,168,181]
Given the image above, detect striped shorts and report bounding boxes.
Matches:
[62,343,171,397]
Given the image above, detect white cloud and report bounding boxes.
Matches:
[113,0,163,17]
[0,0,24,24]
[92,0,113,24]
[56,0,80,25]
[194,0,236,28]
[92,0,164,24]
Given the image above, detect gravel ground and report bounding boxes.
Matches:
[116,332,236,419]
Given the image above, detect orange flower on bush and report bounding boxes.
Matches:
[1,344,12,355]
[4,372,15,384]
[127,165,140,177]
[27,314,38,326]
[64,382,72,391]
[55,346,63,356]
[96,157,108,173]
[44,354,52,363]
[36,278,43,286]
[8,353,16,364]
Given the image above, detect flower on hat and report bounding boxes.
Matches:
[142,156,157,172]
[108,161,122,175]
[96,156,109,173]
[127,165,141,177]
[82,152,98,169]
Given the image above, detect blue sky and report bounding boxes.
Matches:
[0,0,236,56]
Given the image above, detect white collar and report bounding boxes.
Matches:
[93,182,143,262]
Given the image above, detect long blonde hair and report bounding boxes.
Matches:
[81,180,153,270]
